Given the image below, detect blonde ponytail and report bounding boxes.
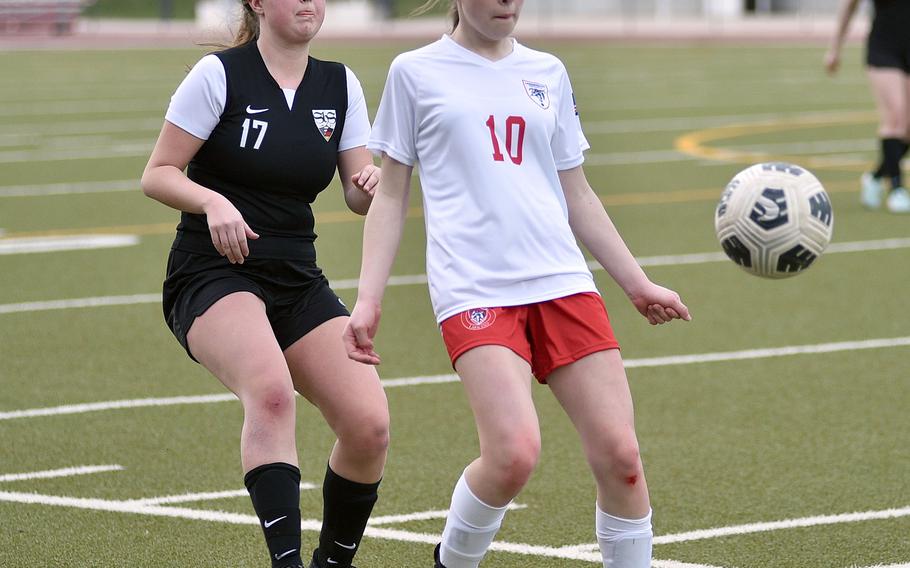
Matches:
[412,0,459,30]
[233,0,259,46]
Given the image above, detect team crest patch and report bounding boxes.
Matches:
[312,109,336,142]
[461,308,496,331]
[522,80,550,109]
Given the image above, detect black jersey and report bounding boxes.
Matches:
[870,0,910,45]
[173,41,350,260]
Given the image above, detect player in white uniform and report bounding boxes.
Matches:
[344,1,690,567]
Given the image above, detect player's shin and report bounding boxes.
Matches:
[595,505,653,568]
[314,464,380,568]
[438,472,510,568]
[245,463,303,568]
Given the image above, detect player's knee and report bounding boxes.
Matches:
[340,411,390,459]
[246,380,296,420]
[488,436,540,494]
[589,434,642,483]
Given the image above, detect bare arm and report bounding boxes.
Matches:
[140,121,258,264]
[337,146,380,215]
[558,165,690,324]
[343,154,413,363]
[825,0,863,74]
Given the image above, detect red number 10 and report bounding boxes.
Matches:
[485,115,526,165]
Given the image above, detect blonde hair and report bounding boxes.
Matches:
[233,0,260,46]
[413,0,459,30]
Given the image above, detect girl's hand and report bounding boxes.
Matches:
[343,299,383,365]
[351,164,381,197]
[628,282,691,325]
[824,48,841,75]
[203,194,259,264]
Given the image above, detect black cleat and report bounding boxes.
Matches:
[433,543,446,568]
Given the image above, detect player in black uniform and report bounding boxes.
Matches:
[826,0,910,213]
[140,1,387,567]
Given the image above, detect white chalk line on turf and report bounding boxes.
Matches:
[0,465,124,483]
[0,179,139,197]
[0,487,720,567]
[0,235,139,255]
[3,334,910,422]
[3,236,910,316]
[125,483,319,507]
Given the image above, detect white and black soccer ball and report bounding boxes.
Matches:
[714,162,834,279]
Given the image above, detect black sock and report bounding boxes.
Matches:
[315,465,381,568]
[874,138,904,188]
[245,463,303,568]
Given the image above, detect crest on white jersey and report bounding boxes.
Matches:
[522,80,550,109]
[312,109,336,142]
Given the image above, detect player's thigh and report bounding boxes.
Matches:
[283,316,388,435]
[547,348,638,449]
[187,291,292,397]
[868,67,909,133]
[455,345,540,454]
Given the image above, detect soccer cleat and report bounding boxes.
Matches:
[860,172,885,209]
[886,187,910,213]
[433,543,446,568]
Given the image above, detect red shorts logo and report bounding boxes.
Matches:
[461,308,496,330]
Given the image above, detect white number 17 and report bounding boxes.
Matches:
[240,118,268,150]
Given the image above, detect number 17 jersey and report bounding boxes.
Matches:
[369,35,598,323]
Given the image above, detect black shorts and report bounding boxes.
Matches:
[162,249,349,362]
[867,33,910,73]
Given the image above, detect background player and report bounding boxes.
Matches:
[140,1,388,567]
[343,0,690,566]
[826,0,910,213]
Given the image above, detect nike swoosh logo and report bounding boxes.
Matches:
[327,559,338,565]
[263,515,287,528]
[334,541,357,550]
[274,548,297,560]
[246,105,269,114]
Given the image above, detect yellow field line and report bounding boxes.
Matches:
[674,111,878,172]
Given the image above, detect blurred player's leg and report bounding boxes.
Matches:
[548,350,652,568]
[868,68,910,212]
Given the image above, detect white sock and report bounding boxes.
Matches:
[595,504,653,568]
[439,471,510,568]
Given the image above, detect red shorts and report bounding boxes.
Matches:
[439,292,620,383]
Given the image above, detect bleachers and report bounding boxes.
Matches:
[0,0,94,35]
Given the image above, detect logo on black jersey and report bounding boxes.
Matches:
[312,109,337,142]
[522,80,550,109]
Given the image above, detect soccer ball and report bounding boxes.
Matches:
[714,162,833,279]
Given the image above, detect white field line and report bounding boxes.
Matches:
[3,236,909,316]
[369,503,526,526]
[0,179,138,197]
[0,235,139,255]
[566,505,910,555]
[651,506,910,545]
[0,465,124,483]
[0,489,716,565]
[581,109,870,135]
[3,335,910,422]
[126,483,319,507]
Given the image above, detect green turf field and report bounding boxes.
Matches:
[1,39,908,568]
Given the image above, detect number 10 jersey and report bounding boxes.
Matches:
[369,35,598,323]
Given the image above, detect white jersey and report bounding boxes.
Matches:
[166,53,371,152]
[369,35,597,323]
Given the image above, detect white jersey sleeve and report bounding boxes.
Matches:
[339,66,371,152]
[367,56,419,166]
[165,54,226,140]
[552,63,590,171]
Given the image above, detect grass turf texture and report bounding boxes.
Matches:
[1,40,908,567]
